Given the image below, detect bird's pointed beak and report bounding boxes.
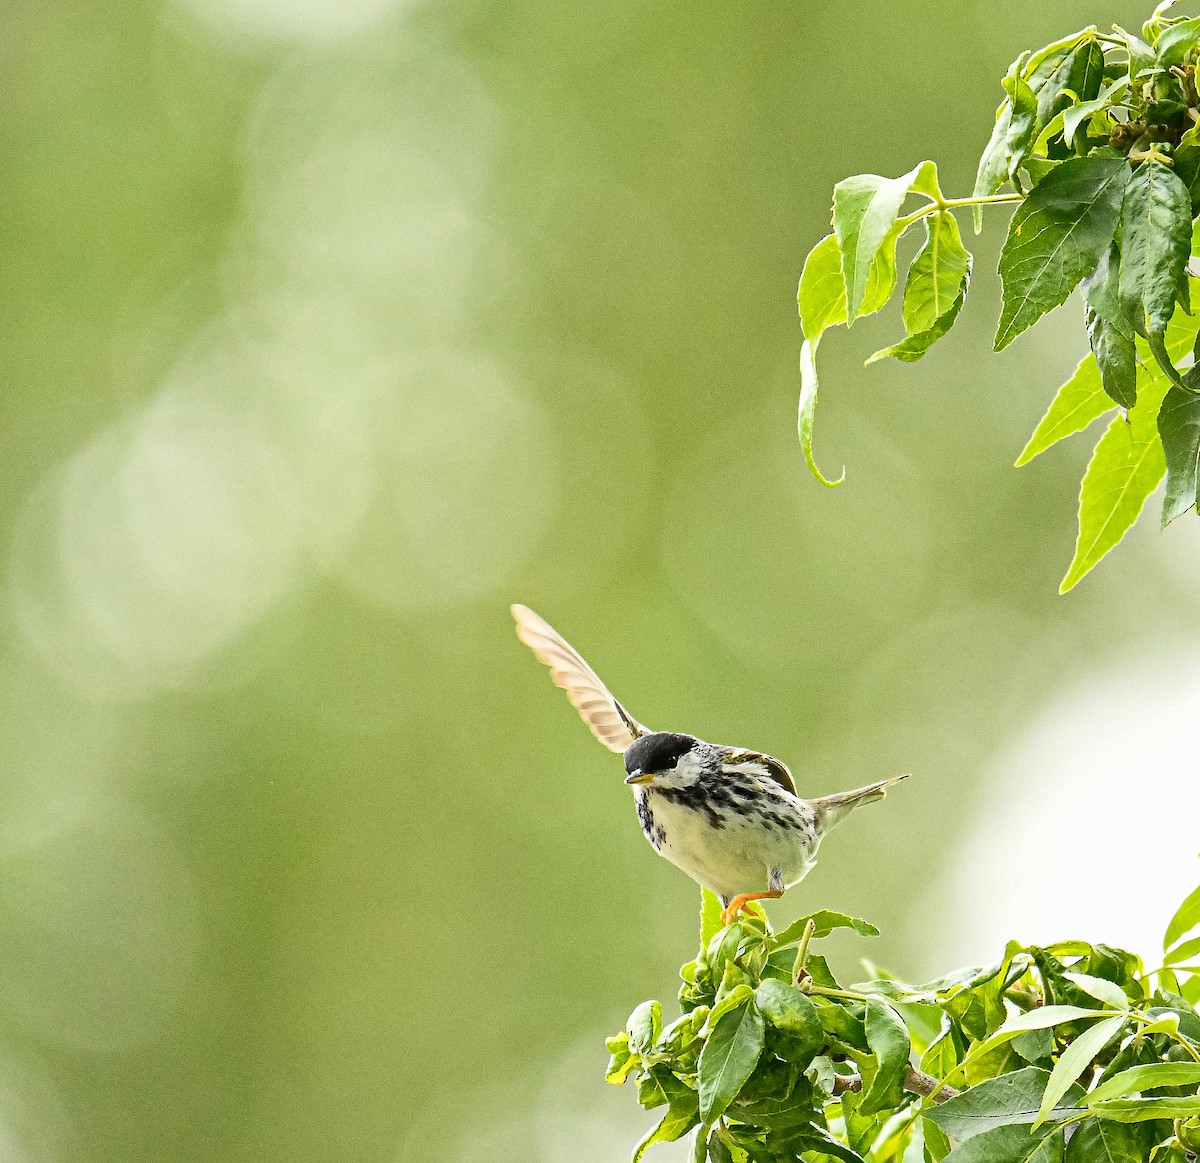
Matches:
[624,770,652,785]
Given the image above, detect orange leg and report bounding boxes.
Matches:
[721,890,783,927]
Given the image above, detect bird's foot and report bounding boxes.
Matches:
[720,890,783,927]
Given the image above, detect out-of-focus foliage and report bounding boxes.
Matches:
[611,885,1200,1161]
[1,1,1198,1162]
[799,8,1200,591]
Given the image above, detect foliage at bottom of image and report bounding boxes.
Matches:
[606,884,1200,1162]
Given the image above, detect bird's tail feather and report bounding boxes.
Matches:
[812,774,909,830]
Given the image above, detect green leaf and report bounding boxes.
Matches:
[697,1002,765,1124]
[1066,39,1105,105]
[1090,1095,1200,1121]
[983,1004,1112,1044]
[1156,16,1200,65]
[773,910,879,948]
[1059,371,1170,593]
[868,210,972,365]
[705,985,757,1032]
[1003,74,1040,188]
[1063,80,1127,148]
[1165,884,1200,952]
[799,340,845,489]
[796,230,899,487]
[1062,1117,1153,1162]
[1158,386,1200,526]
[923,1116,953,1162]
[928,1068,1084,1141]
[632,1075,701,1162]
[1083,244,1138,409]
[1088,1061,1200,1104]
[995,158,1129,351]
[860,997,911,1116]
[869,282,967,364]
[943,1123,1064,1163]
[1165,934,1200,966]
[1015,355,1116,467]
[974,99,1015,232]
[786,1125,868,1163]
[754,979,821,1039]
[1061,973,1131,1010]
[798,232,900,345]
[1119,162,1192,338]
[832,165,922,322]
[629,1001,663,1055]
[701,888,724,947]
[904,211,973,333]
[1033,1014,1125,1128]
[799,234,849,345]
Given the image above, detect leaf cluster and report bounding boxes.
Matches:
[798,5,1200,591]
[607,884,1200,1162]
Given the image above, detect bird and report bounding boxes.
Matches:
[512,604,907,927]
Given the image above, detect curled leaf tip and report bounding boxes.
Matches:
[798,341,847,488]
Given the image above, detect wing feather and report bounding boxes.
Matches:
[511,605,649,753]
[721,747,798,797]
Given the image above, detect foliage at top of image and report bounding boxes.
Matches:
[798,2,1200,592]
[608,883,1200,1162]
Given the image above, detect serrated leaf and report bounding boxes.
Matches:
[1059,371,1170,593]
[969,1006,1113,1062]
[1083,244,1138,409]
[1156,16,1200,65]
[697,1002,765,1123]
[1004,74,1041,187]
[868,281,968,364]
[1062,1117,1153,1162]
[995,158,1128,351]
[798,232,900,345]
[1067,39,1105,105]
[754,979,821,1038]
[632,1078,700,1162]
[1165,883,1200,952]
[1087,1061,1200,1104]
[860,997,910,1116]
[943,1123,1064,1163]
[975,99,1015,232]
[773,910,880,948]
[1063,81,1126,148]
[1061,973,1131,1010]
[832,166,922,322]
[1119,161,1191,338]
[1090,1095,1200,1121]
[928,1068,1084,1141]
[903,211,973,334]
[787,1126,868,1163]
[1157,385,1200,526]
[1033,1014,1125,1128]
[869,209,972,365]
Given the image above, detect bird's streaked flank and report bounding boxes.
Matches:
[512,604,907,926]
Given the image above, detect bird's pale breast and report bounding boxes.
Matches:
[633,780,819,902]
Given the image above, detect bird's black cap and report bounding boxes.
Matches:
[624,732,697,775]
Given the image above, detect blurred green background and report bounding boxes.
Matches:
[3,1,1200,1160]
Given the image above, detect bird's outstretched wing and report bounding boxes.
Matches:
[720,748,798,797]
[512,605,650,753]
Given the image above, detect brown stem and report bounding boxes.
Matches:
[831,1066,961,1105]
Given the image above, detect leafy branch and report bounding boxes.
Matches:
[608,882,1200,1162]
[798,4,1200,591]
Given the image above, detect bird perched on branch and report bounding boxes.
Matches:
[512,604,907,927]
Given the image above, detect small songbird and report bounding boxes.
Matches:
[512,605,907,926]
